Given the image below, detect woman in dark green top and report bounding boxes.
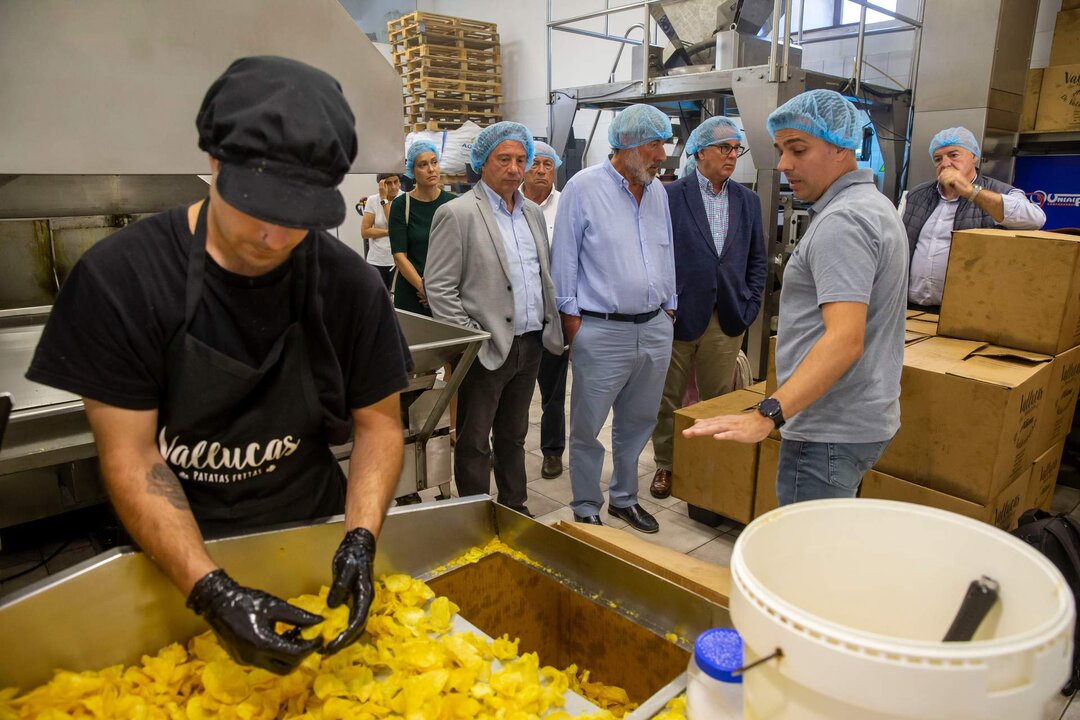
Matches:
[389,141,456,315]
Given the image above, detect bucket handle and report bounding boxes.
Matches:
[732,648,783,677]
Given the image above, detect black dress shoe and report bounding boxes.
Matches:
[608,503,659,533]
[541,455,563,479]
[508,505,534,518]
[573,513,603,525]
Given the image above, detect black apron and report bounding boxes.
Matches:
[158,202,345,537]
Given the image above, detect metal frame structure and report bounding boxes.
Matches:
[545,0,922,377]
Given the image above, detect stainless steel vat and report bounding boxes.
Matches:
[0,498,728,715]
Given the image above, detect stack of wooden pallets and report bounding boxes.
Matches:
[389,11,503,134]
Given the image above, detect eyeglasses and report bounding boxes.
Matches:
[708,143,748,157]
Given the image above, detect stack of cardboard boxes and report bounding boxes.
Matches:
[672,228,1080,532]
[1023,0,1080,132]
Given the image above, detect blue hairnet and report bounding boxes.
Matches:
[532,140,563,169]
[929,127,980,159]
[686,117,743,156]
[469,121,535,173]
[682,153,698,178]
[608,104,673,150]
[766,89,861,150]
[405,140,440,179]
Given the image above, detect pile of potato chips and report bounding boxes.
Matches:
[0,566,672,720]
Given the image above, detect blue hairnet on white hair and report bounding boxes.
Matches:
[405,140,440,179]
[929,127,980,159]
[686,117,743,156]
[470,121,535,173]
[532,140,563,168]
[766,89,861,150]
[608,104,673,150]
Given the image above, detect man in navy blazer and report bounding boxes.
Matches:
[650,117,767,498]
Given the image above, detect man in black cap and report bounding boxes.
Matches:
[26,56,411,674]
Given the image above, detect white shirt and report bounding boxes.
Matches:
[363,197,395,267]
[908,179,1046,307]
[522,185,560,248]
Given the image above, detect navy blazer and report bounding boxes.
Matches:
[667,174,767,342]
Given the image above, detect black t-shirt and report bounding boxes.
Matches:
[27,204,412,435]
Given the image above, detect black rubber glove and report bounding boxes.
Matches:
[323,527,376,655]
[186,569,323,675]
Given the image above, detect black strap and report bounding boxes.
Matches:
[1047,519,1080,585]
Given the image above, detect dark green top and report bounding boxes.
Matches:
[388,189,456,315]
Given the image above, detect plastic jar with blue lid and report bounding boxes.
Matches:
[687,627,744,719]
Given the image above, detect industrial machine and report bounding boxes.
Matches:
[0,498,726,717]
[547,0,916,377]
[0,0,482,531]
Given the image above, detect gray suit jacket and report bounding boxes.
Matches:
[426,183,563,370]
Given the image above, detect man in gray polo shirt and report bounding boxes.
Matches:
[683,89,906,504]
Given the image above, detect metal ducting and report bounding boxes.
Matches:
[908,0,1038,189]
[0,0,405,219]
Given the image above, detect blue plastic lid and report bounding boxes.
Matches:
[694,628,744,684]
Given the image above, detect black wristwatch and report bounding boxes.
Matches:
[757,397,785,428]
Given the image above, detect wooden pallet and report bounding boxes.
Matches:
[389,11,497,36]
[404,76,502,96]
[404,87,504,105]
[405,97,502,114]
[398,62,502,83]
[392,43,500,68]
[390,27,499,51]
[406,118,501,133]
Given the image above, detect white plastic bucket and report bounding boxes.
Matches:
[729,499,1075,720]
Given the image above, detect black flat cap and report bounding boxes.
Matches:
[196,56,357,229]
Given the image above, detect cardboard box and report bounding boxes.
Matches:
[906,317,938,339]
[875,337,1053,504]
[754,438,780,518]
[765,335,777,395]
[747,381,766,395]
[1022,68,1045,132]
[1026,440,1066,512]
[860,468,1030,531]
[1035,63,1080,132]
[1051,10,1080,66]
[939,229,1080,355]
[673,389,762,523]
[1035,345,1080,455]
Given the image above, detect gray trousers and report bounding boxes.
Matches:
[569,313,673,516]
[454,332,543,509]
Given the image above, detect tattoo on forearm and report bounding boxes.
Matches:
[146,463,191,511]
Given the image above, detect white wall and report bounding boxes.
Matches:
[1033,0,1063,68]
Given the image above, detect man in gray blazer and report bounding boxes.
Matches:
[426,123,563,515]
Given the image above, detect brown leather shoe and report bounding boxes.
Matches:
[541,455,563,479]
[650,468,672,499]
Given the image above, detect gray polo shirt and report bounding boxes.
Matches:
[776,169,907,443]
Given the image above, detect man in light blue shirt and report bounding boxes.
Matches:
[427,123,564,515]
[550,104,676,532]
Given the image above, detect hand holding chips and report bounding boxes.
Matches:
[324,527,377,655]
[186,569,323,675]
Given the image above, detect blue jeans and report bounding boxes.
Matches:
[776,438,892,506]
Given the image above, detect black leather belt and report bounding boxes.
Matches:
[580,308,662,324]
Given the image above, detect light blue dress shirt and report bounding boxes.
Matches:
[550,161,676,316]
[479,180,544,335]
